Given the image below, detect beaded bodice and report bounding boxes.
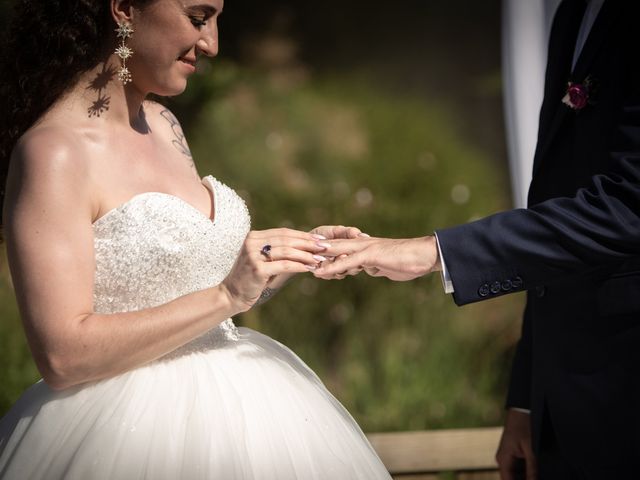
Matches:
[92,176,250,324]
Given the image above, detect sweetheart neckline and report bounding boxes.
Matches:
[92,175,218,228]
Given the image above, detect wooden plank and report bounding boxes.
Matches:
[367,428,502,474]
[392,475,440,480]
[458,472,500,480]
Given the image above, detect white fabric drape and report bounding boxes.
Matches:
[502,0,562,207]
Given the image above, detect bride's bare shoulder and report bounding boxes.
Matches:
[14,124,86,166]
[12,121,94,179]
[7,124,94,210]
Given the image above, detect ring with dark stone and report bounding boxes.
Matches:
[260,244,272,261]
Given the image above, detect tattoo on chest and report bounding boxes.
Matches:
[160,109,195,168]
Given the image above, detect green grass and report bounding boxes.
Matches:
[0,256,39,414]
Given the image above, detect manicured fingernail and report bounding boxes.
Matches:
[313,255,327,262]
[358,233,371,237]
[305,264,317,271]
[316,242,331,249]
[311,234,327,240]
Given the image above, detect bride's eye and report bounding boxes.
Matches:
[189,16,207,28]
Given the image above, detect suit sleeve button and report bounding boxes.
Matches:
[478,284,490,297]
[501,280,513,291]
[512,276,523,289]
[490,281,501,294]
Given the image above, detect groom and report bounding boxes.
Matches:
[316,0,640,478]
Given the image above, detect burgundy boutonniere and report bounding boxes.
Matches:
[562,75,597,111]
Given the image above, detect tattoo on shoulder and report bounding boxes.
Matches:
[160,109,196,168]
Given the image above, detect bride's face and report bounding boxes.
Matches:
[125,0,223,96]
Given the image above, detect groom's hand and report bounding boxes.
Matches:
[309,225,364,240]
[313,235,441,281]
[496,409,537,480]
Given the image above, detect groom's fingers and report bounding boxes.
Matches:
[523,444,537,480]
[320,238,373,257]
[497,455,521,480]
[314,252,365,278]
[497,446,534,480]
[311,225,364,240]
[364,266,380,276]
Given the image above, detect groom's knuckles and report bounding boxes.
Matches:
[323,240,360,256]
[318,258,352,276]
[335,226,362,238]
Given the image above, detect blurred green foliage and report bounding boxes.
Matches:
[0,38,524,433]
[181,60,524,431]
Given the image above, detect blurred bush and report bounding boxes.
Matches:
[0,30,523,432]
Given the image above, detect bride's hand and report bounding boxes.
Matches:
[221,228,328,313]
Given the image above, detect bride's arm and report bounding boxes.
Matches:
[5,131,323,391]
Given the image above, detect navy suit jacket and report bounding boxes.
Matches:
[436,0,640,467]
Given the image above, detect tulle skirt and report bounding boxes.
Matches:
[0,327,390,479]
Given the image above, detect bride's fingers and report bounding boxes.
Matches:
[262,260,319,276]
[250,236,330,255]
[251,228,324,242]
[264,245,326,266]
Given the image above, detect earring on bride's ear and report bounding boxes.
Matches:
[115,22,134,84]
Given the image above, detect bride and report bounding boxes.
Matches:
[0,0,390,478]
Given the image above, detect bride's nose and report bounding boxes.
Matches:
[197,27,218,57]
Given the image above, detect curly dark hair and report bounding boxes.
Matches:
[0,0,151,231]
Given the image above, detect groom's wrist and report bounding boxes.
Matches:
[430,235,443,272]
[432,233,455,293]
[420,236,441,275]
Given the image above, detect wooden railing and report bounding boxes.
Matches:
[367,427,502,479]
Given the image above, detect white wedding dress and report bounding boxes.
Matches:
[0,175,390,480]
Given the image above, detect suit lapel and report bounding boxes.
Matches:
[570,0,620,82]
[532,0,621,177]
[531,0,586,176]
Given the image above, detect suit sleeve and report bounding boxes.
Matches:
[435,130,640,305]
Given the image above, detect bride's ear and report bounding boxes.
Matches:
[111,0,135,26]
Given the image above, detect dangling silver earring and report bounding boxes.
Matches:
[115,22,134,84]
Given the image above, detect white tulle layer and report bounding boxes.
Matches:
[0,328,390,479]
